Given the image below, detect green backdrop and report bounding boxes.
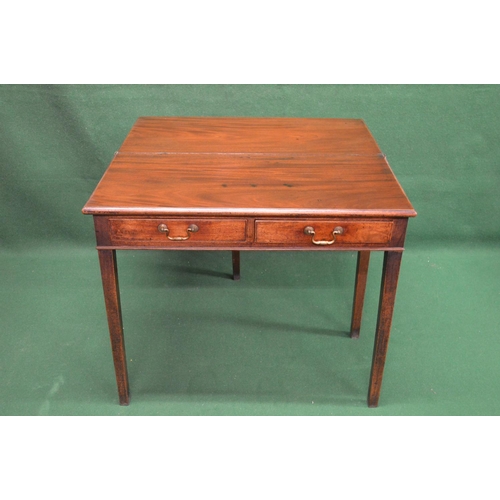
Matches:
[1,85,499,415]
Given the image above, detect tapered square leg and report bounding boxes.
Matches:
[350,251,370,339]
[98,249,130,405]
[368,251,403,408]
[232,251,240,281]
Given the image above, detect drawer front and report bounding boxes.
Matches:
[254,219,393,247]
[108,218,248,246]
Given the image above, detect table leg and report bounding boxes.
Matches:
[232,250,240,281]
[367,251,403,408]
[350,251,370,339]
[98,249,130,405]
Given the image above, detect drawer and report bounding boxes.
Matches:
[254,219,393,247]
[108,218,248,246]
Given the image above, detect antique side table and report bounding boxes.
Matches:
[82,117,416,407]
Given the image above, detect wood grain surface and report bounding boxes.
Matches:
[254,219,393,245]
[85,117,416,408]
[83,117,415,218]
[109,217,248,244]
[117,117,383,154]
[83,154,416,217]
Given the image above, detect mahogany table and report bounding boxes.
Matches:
[82,117,416,407]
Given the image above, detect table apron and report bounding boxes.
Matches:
[94,216,408,250]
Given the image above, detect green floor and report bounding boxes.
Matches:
[2,242,498,415]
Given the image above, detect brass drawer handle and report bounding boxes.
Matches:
[304,226,344,245]
[158,223,199,240]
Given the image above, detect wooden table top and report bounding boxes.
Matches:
[83,117,416,218]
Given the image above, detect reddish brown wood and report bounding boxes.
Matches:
[232,251,240,280]
[391,218,409,247]
[97,249,130,405]
[108,218,248,246]
[83,117,416,407]
[368,251,403,407]
[254,219,393,246]
[96,215,404,251]
[96,244,405,252]
[117,117,383,155]
[82,154,416,218]
[350,251,371,339]
[82,118,416,219]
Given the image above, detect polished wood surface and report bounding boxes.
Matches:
[82,118,415,218]
[84,117,416,407]
[94,215,406,251]
[118,117,383,154]
[97,249,129,405]
[350,251,371,339]
[83,154,415,218]
[109,218,248,245]
[254,219,393,246]
[368,251,403,407]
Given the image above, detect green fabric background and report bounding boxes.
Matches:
[1,84,499,415]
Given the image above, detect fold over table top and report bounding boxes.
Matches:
[82,117,416,218]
